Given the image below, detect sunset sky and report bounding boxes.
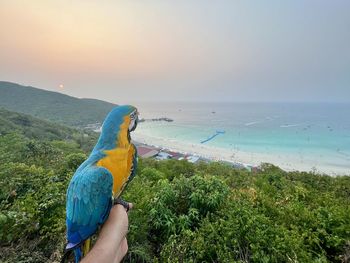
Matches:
[0,1,349,103]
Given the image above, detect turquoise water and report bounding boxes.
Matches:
[135,102,350,170]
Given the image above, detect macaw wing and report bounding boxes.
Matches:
[66,166,113,245]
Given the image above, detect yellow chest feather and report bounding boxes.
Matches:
[96,115,135,197]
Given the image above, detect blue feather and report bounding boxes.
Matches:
[93,105,136,152]
[66,166,113,244]
[74,247,82,263]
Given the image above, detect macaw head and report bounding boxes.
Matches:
[93,105,139,151]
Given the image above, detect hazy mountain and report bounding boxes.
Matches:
[0,81,116,127]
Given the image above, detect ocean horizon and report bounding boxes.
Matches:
[133,101,350,175]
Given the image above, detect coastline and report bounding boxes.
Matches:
[133,132,349,176]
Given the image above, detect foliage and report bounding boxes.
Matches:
[0,108,98,152]
[0,112,349,262]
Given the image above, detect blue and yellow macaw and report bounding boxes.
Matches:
[62,105,139,262]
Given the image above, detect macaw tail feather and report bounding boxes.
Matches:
[74,247,82,263]
[60,249,71,263]
[60,248,77,263]
[83,238,91,257]
[60,242,83,263]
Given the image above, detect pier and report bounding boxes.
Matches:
[200,130,225,144]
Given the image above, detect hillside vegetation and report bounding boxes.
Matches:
[0,108,98,152]
[0,81,116,127]
[0,110,349,262]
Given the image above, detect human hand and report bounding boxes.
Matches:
[81,203,133,263]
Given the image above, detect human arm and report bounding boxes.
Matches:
[81,203,132,263]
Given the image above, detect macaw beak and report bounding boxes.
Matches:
[129,109,139,132]
[130,114,138,132]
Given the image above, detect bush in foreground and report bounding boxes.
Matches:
[0,135,349,262]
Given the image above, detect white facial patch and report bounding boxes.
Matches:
[128,109,138,131]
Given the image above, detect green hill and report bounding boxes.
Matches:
[0,108,98,152]
[0,108,77,140]
[0,81,116,127]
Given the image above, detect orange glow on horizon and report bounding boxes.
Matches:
[0,1,245,80]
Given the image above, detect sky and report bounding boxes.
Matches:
[0,1,349,103]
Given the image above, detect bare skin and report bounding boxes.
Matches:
[81,203,132,263]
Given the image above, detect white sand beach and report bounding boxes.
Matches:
[133,132,349,176]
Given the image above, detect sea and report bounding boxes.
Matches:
[133,102,350,175]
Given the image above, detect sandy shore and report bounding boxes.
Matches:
[133,132,349,176]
